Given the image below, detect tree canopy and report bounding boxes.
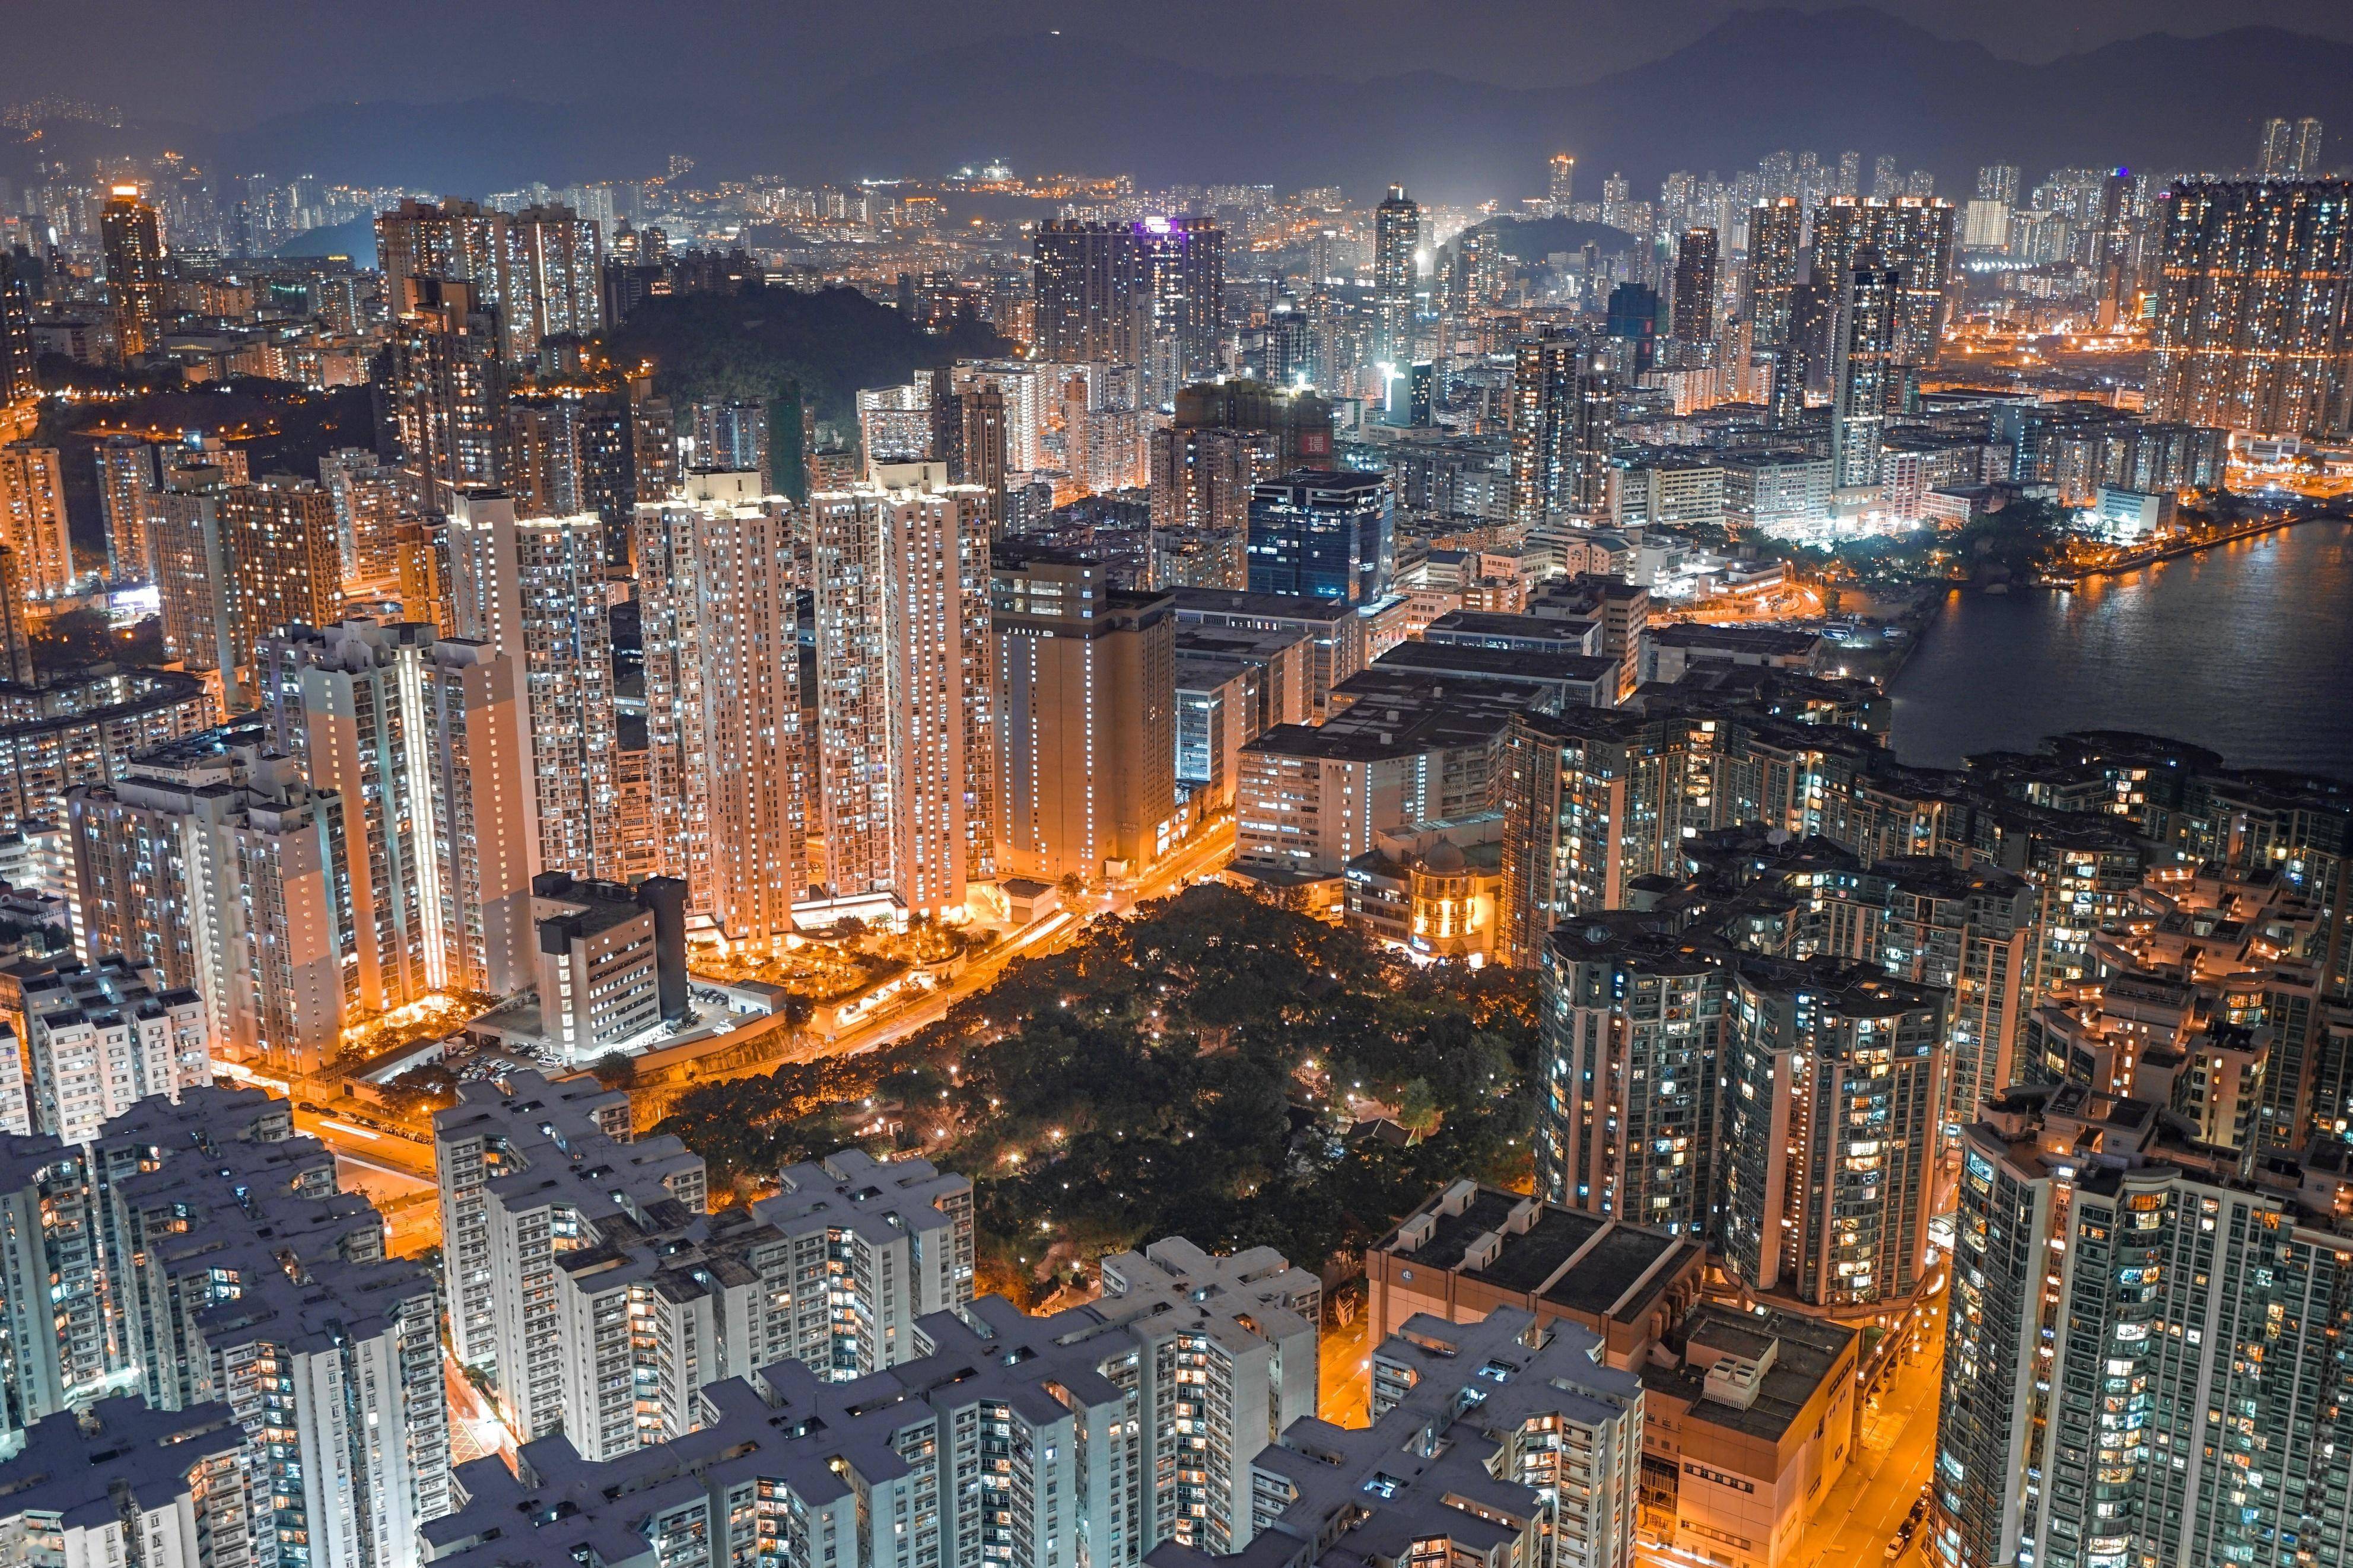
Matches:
[654,885,1538,1303]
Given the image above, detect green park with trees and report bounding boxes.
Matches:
[653,884,1539,1304]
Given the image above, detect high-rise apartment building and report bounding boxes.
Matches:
[0,1089,447,1556]
[448,491,622,882]
[2259,116,2327,179]
[378,198,603,363]
[1092,1238,1320,1554]
[1937,1082,2353,1568]
[0,445,72,601]
[807,478,991,915]
[634,470,808,939]
[751,1148,977,1378]
[0,253,35,415]
[991,548,1176,885]
[254,619,444,1011]
[66,725,353,1071]
[1032,217,1225,379]
[319,446,404,592]
[93,1089,450,1568]
[1808,195,1957,364]
[1974,164,2020,206]
[217,478,341,692]
[1829,266,1903,488]
[94,434,158,584]
[384,278,509,514]
[1373,185,1420,371]
[1537,917,1723,1236]
[1669,226,1719,346]
[5,956,209,1146]
[1718,957,1943,1309]
[1548,153,1576,214]
[1507,329,1613,523]
[2149,180,2353,436]
[0,1399,250,1567]
[417,637,538,993]
[1245,469,1394,605]
[497,203,605,352]
[98,187,164,361]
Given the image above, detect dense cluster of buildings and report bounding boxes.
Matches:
[9,74,2353,1568]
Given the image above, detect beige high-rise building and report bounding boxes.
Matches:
[991,547,1176,885]
[255,619,444,1012]
[809,477,991,915]
[0,446,72,602]
[498,204,605,355]
[218,478,341,692]
[447,491,622,882]
[66,725,352,1071]
[419,638,537,994]
[152,465,231,672]
[319,447,405,592]
[634,470,807,939]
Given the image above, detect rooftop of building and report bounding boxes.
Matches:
[1637,1303,1856,1443]
[1370,638,1619,691]
[756,1147,969,1248]
[1168,587,1360,626]
[0,1398,246,1529]
[1646,622,1823,656]
[1374,1181,1703,1328]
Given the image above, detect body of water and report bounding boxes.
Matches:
[1887,521,2353,777]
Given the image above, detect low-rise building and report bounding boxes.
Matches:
[1636,1306,1861,1568]
[1366,1179,1705,1369]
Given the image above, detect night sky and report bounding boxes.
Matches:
[9,0,2353,126]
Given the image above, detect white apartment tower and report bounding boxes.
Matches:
[634,470,807,939]
[808,478,993,915]
[447,490,623,883]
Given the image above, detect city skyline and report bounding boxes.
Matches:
[5,14,2353,1568]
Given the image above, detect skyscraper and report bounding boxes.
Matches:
[254,619,444,1011]
[634,470,808,939]
[0,444,74,599]
[1668,226,1718,346]
[0,252,35,415]
[496,203,604,354]
[1974,163,2020,206]
[94,435,158,584]
[1808,195,1956,365]
[991,548,1176,885]
[1137,215,1227,384]
[1938,1083,2353,1568]
[1031,217,1223,380]
[416,638,537,994]
[68,726,354,1071]
[1246,470,1393,605]
[1548,153,1575,214]
[215,477,341,695]
[383,278,508,514]
[1034,220,1138,364]
[319,447,404,592]
[808,476,991,915]
[1372,185,1420,373]
[1537,917,1722,1236]
[1507,329,1612,524]
[2259,116,2326,179]
[1829,266,1902,488]
[97,187,164,361]
[447,491,623,882]
[2148,180,2353,436]
[1718,956,1943,1309]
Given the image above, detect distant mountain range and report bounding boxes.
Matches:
[82,8,2353,202]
